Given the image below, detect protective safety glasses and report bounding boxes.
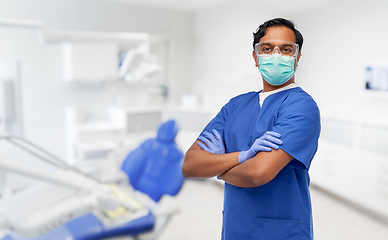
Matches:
[255,40,299,57]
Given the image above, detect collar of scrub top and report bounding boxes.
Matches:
[259,83,298,107]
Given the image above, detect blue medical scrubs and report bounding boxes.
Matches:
[198,87,320,240]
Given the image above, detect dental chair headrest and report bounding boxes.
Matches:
[156,120,178,143]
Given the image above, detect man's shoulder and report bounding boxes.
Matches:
[284,88,318,107]
[279,88,320,117]
[229,91,259,104]
[218,91,259,116]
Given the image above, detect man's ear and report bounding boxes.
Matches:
[252,50,258,67]
[295,51,301,68]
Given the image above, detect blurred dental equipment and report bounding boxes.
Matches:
[65,106,128,183]
[118,42,162,83]
[0,60,23,138]
[0,120,185,240]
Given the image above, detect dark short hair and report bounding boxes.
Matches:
[253,18,303,52]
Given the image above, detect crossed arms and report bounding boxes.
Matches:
[181,132,294,188]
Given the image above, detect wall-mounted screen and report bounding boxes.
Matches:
[365,63,388,91]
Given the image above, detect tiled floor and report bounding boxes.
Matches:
[158,179,388,240]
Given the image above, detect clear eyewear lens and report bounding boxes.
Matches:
[255,40,299,57]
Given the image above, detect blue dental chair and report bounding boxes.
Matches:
[122,119,185,203]
[2,119,185,240]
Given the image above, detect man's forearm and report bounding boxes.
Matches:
[182,141,240,178]
[218,161,262,188]
[218,149,294,188]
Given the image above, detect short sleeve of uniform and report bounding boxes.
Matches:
[272,92,321,170]
[197,101,230,141]
[197,94,248,142]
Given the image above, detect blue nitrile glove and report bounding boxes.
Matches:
[238,131,283,164]
[197,129,225,154]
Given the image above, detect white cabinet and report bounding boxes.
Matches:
[310,116,388,220]
[63,42,119,82]
[62,40,164,84]
[0,19,164,85]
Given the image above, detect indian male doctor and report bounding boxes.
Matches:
[182,18,321,240]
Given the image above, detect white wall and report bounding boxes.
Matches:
[0,0,194,162]
[191,0,336,109]
[193,0,388,121]
[292,0,388,121]
[192,2,270,109]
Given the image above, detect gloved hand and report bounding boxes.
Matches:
[197,129,225,154]
[238,131,283,164]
